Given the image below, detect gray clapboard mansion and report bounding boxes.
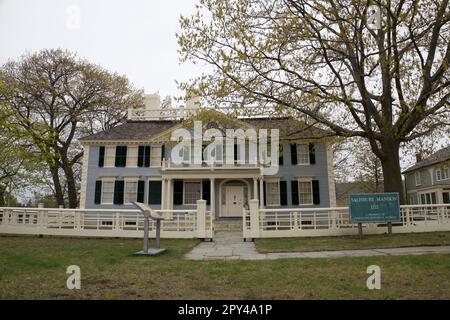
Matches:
[403,146,450,205]
[78,95,337,218]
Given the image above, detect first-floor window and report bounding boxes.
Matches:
[184,181,201,204]
[266,181,280,206]
[298,180,313,204]
[101,181,114,204]
[420,192,437,204]
[124,181,138,204]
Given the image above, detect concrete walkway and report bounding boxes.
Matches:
[184,232,450,260]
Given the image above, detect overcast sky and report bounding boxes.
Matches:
[0,0,201,98]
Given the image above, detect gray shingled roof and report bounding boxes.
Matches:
[79,117,333,142]
[402,146,450,174]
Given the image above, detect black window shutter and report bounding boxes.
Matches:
[234,144,238,161]
[279,144,284,165]
[312,180,320,205]
[137,181,145,203]
[144,146,150,167]
[202,180,210,205]
[115,146,127,167]
[113,181,124,205]
[290,143,297,165]
[309,143,316,164]
[173,180,183,205]
[94,180,102,204]
[161,145,165,162]
[138,146,144,167]
[263,181,267,206]
[280,181,287,206]
[98,146,105,167]
[291,180,299,205]
[148,181,162,205]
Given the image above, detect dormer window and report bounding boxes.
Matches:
[415,171,422,186]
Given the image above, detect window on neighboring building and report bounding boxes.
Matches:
[298,180,313,204]
[101,181,114,204]
[409,195,417,205]
[436,166,449,181]
[124,181,138,204]
[182,145,191,163]
[414,171,421,186]
[266,181,280,206]
[150,146,162,167]
[183,181,201,205]
[420,192,437,204]
[297,144,310,165]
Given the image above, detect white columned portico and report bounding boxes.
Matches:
[259,178,265,208]
[210,178,215,220]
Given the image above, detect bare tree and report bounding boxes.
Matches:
[0,49,143,207]
[177,0,449,202]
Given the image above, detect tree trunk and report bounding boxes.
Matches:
[379,140,405,204]
[49,164,65,207]
[61,158,78,208]
[0,184,6,207]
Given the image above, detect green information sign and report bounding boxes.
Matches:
[349,193,400,224]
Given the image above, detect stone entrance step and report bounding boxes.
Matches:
[213,219,243,232]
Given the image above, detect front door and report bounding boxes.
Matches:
[223,186,244,217]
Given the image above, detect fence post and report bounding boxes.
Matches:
[196,200,206,239]
[114,211,121,230]
[249,199,260,238]
[405,207,411,226]
[331,210,337,229]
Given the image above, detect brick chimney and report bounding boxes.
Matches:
[415,153,422,163]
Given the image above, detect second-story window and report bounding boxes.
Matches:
[436,166,449,181]
[297,144,310,165]
[138,146,151,167]
[150,146,162,167]
[115,146,127,167]
[415,171,421,186]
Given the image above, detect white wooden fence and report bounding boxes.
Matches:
[0,200,213,239]
[243,200,450,238]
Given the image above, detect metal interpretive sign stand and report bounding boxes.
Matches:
[132,202,171,256]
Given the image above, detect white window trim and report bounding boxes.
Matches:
[183,180,202,206]
[414,171,422,186]
[265,178,281,207]
[100,178,115,205]
[296,144,310,165]
[297,178,313,205]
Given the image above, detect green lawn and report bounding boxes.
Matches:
[0,235,449,299]
[255,232,450,253]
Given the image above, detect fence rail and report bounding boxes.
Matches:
[243,201,450,238]
[0,201,213,239]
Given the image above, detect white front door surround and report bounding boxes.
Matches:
[223,185,244,217]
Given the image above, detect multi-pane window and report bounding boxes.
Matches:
[420,192,437,204]
[297,144,310,164]
[298,181,313,204]
[182,145,191,163]
[101,181,114,204]
[436,166,449,181]
[150,146,162,167]
[414,171,421,186]
[124,181,138,204]
[183,181,201,205]
[266,181,280,206]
